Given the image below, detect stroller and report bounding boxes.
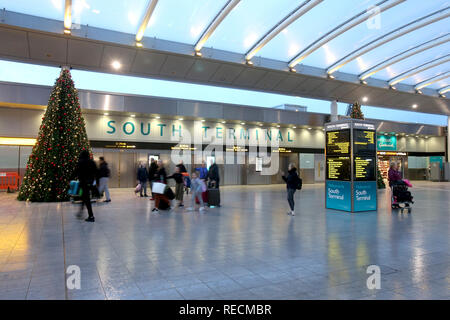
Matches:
[391,180,413,212]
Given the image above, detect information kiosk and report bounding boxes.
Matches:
[325,119,377,212]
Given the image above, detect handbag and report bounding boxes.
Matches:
[152,182,166,194]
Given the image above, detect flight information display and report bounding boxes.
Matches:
[354,156,375,181]
[327,156,351,181]
[326,130,350,155]
[353,129,376,155]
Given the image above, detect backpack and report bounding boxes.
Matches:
[296,176,303,190]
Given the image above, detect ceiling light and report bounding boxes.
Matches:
[222,121,226,124]
[246,60,253,66]
[328,74,335,79]
[194,51,202,57]
[412,104,418,109]
[241,122,245,125]
[425,136,428,138]
[63,29,71,35]
[362,96,368,102]
[155,116,160,119]
[416,90,423,94]
[130,114,135,118]
[293,126,296,129]
[289,67,297,73]
[390,85,397,90]
[103,112,109,116]
[201,119,205,122]
[179,118,184,121]
[111,60,121,70]
[361,80,367,85]
[259,123,263,126]
[441,94,446,98]
[135,42,143,48]
[277,125,280,128]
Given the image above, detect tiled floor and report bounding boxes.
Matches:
[0,182,449,300]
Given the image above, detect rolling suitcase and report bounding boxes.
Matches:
[207,188,220,207]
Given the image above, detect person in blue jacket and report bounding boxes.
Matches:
[195,161,208,182]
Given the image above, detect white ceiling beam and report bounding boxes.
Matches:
[415,71,450,91]
[245,0,322,62]
[136,0,159,42]
[327,7,450,75]
[359,33,450,81]
[64,0,72,31]
[288,0,404,69]
[438,85,450,96]
[194,0,241,53]
[389,55,450,86]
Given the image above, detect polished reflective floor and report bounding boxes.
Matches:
[0,182,449,300]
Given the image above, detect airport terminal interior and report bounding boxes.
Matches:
[0,0,449,300]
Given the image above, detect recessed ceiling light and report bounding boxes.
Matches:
[241,122,245,125]
[201,119,205,122]
[103,112,109,116]
[63,29,71,35]
[293,126,296,129]
[135,42,143,48]
[412,104,418,109]
[277,125,280,128]
[130,114,135,117]
[361,80,367,85]
[289,67,297,73]
[111,60,121,70]
[155,116,160,119]
[362,96,368,102]
[194,51,202,57]
[178,118,184,121]
[308,127,312,130]
[328,74,335,79]
[259,123,263,126]
[246,60,253,66]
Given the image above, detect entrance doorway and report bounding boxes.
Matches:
[94,150,137,188]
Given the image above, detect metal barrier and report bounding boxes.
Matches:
[0,172,20,191]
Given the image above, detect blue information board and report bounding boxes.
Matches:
[353,181,377,212]
[326,180,351,211]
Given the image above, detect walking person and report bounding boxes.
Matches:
[75,150,98,222]
[167,166,184,207]
[151,160,168,212]
[187,172,206,212]
[148,158,158,200]
[207,160,221,207]
[137,162,149,197]
[97,156,111,203]
[281,163,301,216]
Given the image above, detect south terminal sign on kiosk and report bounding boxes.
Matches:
[325,120,377,212]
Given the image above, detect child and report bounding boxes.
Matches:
[167,166,184,207]
[187,172,206,212]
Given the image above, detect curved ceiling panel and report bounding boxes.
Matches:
[304,0,448,69]
[202,0,300,53]
[143,0,227,45]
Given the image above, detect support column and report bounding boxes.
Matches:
[330,100,338,122]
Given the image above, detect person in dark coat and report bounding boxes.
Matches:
[154,160,167,183]
[176,160,187,173]
[137,162,149,197]
[97,157,111,202]
[281,163,300,216]
[75,150,98,222]
[148,158,158,200]
[207,162,220,188]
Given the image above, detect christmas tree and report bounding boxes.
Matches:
[350,101,364,119]
[377,169,386,189]
[18,67,91,202]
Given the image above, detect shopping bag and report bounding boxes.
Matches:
[152,182,166,194]
[134,183,142,194]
